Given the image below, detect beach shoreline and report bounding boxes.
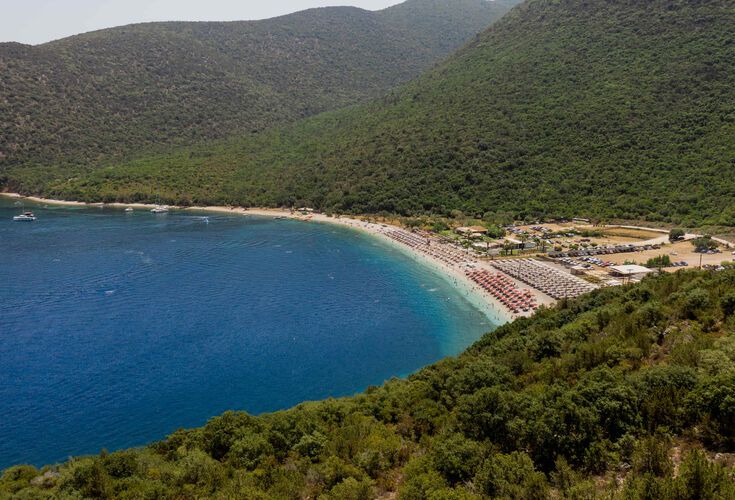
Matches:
[1,193,528,324]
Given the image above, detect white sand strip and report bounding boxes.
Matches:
[2,194,550,324]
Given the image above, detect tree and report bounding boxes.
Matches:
[687,374,735,448]
[484,224,506,239]
[631,436,673,478]
[228,434,274,470]
[431,433,484,484]
[669,228,685,242]
[673,450,735,499]
[692,236,717,253]
[720,292,735,318]
[432,220,449,233]
[475,452,548,499]
[502,240,516,256]
[519,234,529,254]
[293,431,328,460]
[646,255,672,268]
[322,477,373,500]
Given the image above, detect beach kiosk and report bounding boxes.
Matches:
[456,226,488,238]
[608,265,654,283]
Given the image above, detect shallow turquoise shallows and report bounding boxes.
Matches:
[0,199,496,468]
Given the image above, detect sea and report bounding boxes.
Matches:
[0,198,496,468]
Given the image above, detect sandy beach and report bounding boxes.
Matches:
[1,193,541,324]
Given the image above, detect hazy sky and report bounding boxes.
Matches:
[0,0,404,45]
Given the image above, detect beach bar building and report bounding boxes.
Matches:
[503,236,526,250]
[456,226,488,238]
[608,265,654,278]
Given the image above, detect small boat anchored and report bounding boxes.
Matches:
[125,207,134,213]
[13,211,36,221]
[151,206,169,214]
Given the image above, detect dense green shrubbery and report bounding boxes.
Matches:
[5,0,733,227]
[3,269,735,498]
[0,0,518,174]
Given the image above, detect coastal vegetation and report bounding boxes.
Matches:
[3,268,735,498]
[0,0,519,171]
[3,0,734,228]
[3,0,735,497]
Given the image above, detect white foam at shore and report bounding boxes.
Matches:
[366,229,515,325]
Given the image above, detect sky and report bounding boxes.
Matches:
[0,0,404,45]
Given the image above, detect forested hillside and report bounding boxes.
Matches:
[0,0,519,170]
[3,268,735,498]
[12,0,733,227]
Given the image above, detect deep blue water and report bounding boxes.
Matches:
[0,198,495,468]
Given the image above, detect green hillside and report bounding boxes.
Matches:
[3,268,735,498]
[14,0,734,227]
[0,0,519,170]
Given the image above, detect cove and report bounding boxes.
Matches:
[0,199,497,468]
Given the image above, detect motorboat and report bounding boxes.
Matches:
[125,207,134,213]
[151,206,169,214]
[13,211,36,221]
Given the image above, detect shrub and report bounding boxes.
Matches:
[322,477,373,500]
[102,450,140,479]
[293,431,328,461]
[178,449,226,492]
[720,292,735,318]
[430,433,484,485]
[646,255,672,268]
[474,452,548,499]
[399,470,447,500]
[682,288,710,319]
[631,436,673,478]
[673,450,735,499]
[692,236,717,253]
[66,459,113,499]
[669,229,685,242]
[0,465,38,494]
[686,373,735,448]
[228,434,274,470]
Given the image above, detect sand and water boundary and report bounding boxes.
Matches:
[2,193,525,325]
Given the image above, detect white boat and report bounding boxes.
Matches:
[151,206,169,214]
[13,211,36,221]
[125,207,134,213]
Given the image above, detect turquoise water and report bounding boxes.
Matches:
[0,198,496,468]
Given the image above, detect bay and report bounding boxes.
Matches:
[0,199,495,468]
